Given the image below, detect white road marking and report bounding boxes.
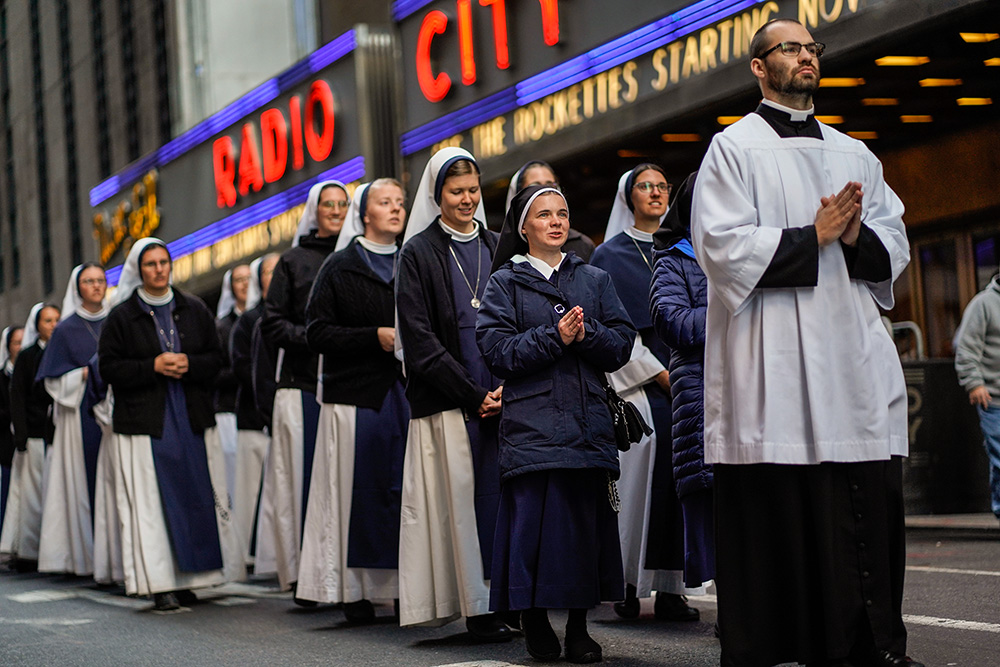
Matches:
[7,589,78,603]
[433,662,527,667]
[210,597,256,606]
[0,617,94,626]
[906,565,1000,577]
[74,589,150,610]
[903,614,1000,634]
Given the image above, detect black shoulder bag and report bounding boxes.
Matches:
[600,375,653,452]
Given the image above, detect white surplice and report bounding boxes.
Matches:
[296,403,398,604]
[37,368,93,575]
[691,113,909,465]
[398,409,490,627]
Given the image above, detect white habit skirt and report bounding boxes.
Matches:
[258,388,308,590]
[617,385,704,598]
[216,412,238,505]
[37,402,94,575]
[0,449,25,557]
[297,403,398,604]
[92,423,123,584]
[233,428,269,565]
[113,426,244,596]
[398,409,490,627]
[2,438,47,560]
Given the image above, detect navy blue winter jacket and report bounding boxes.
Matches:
[476,254,635,483]
[649,246,713,499]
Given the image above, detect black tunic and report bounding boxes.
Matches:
[10,343,54,448]
[230,303,267,431]
[214,310,239,413]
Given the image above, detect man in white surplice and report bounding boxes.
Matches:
[691,18,921,667]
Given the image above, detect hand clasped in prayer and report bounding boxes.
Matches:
[558,305,586,346]
[154,352,189,379]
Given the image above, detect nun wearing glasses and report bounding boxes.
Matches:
[35,264,109,575]
[395,147,508,641]
[591,165,702,621]
[99,238,241,611]
[260,180,349,596]
[1,302,60,568]
[296,179,409,618]
[505,161,595,262]
[477,184,634,663]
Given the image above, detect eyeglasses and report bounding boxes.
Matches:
[758,41,825,59]
[319,200,349,210]
[633,182,672,195]
[79,278,107,286]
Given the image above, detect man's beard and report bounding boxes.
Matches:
[767,65,819,98]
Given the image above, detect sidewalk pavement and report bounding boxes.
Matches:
[906,513,1000,539]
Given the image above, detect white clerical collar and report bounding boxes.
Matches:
[625,226,654,243]
[760,98,815,122]
[37,340,47,350]
[515,252,565,280]
[4,361,12,375]
[437,219,479,243]
[76,304,109,321]
[138,287,174,306]
[358,236,398,255]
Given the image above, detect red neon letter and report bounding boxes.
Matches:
[261,108,288,183]
[416,10,451,102]
[538,0,560,46]
[304,80,336,162]
[457,0,476,85]
[237,123,264,196]
[480,0,509,70]
[288,95,305,170]
[212,136,237,208]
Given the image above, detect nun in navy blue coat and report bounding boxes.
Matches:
[476,185,634,664]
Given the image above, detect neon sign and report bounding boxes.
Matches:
[415,0,562,102]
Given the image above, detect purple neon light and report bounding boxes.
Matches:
[105,155,366,286]
[393,0,436,22]
[399,0,757,156]
[90,30,357,208]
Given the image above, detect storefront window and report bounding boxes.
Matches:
[972,234,1000,291]
[919,241,961,358]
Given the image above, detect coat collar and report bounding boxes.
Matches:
[506,253,584,301]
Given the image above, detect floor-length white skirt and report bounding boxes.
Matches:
[398,409,490,627]
[297,404,398,604]
[233,428,269,565]
[0,449,24,557]
[258,388,308,590]
[37,402,94,575]
[92,422,123,584]
[114,427,244,596]
[216,412,238,505]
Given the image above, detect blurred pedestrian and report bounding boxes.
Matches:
[591,165,699,621]
[36,264,108,575]
[215,265,251,507]
[954,273,1000,522]
[692,18,919,667]
[478,184,634,662]
[260,180,348,597]
[297,179,409,618]
[0,325,23,541]
[395,147,509,641]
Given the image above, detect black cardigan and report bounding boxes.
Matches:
[214,310,239,413]
[229,303,267,431]
[10,343,54,448]
[0,369,12,465]
[395,220,499,419]
[261,232,339,393]
[99,289,222,437]
[306,240,403,408]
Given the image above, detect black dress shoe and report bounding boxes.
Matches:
[613,584,640,619]
[152,592,180,611]
[175,589,198,606]
[564,628,602,664]
[875,652,925,667]
[522,609,560,661]
[654,593,700,622]
[466,613,514,643]
[343,599,376,624]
